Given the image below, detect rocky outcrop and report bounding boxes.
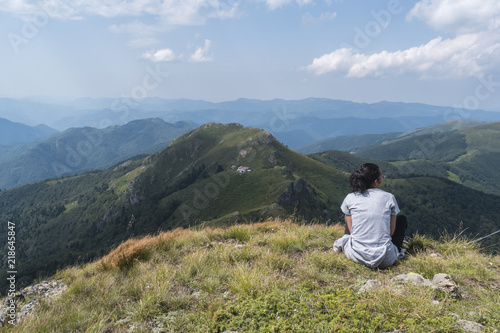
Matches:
[268,150,281,166]
[389,272,461,299]
[0,279,67,326]
[358,280,381,293]
[276,178,326,221]
[357,272,479,332]
[432,273,462,299]
[128,177,144,205]
[277,179,314,209]
[457,319,484,333]
[391,272,432,286]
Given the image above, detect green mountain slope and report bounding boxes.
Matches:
[0,119,196,189]
[309,149,451,180]
[122,123,347,227]
[356,121,500,195]
[295,132,401,154]
[296,119,481,154]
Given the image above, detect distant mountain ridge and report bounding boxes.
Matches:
[2,97,500,148]
[0,118,196,189]
[0,117,58,146]
[296,119,482,154]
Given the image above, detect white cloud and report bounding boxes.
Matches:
[407,0,500,33]
[0,0,80,19]
[302,11,336,26]
[307,33,500,78]
[142,48,180,62]
[263,0,313,10]
[189,39,213,62]
[0,0,240,50]
[308,0,500,79]
[0,0,240,23]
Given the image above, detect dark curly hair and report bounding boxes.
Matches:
[349,163,382,193]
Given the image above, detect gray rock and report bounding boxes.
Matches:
[431,273,461,299]
[392,272,432,286]
[358,280,381,293]
[457,319,484,332]
[19,300,38,317]
[0,279,67,327]
[268,150,280,165]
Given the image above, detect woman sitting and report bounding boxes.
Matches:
[334,163,407,268]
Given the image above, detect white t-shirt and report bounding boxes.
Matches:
[334,188,400,268]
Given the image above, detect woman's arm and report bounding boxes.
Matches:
[390,214,397,236]
[345,215,352,233]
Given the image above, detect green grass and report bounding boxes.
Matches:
[389,159,419,166]
[3,219,499,332]
[446,170,462,184]
[109,166,143,195]
[46,174,84,186]
[63,200,79,213]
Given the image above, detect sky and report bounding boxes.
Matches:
[1,0,500,111]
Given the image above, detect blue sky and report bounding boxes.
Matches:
[1,0,500,110]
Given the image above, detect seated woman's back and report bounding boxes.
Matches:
[334,163,407,268]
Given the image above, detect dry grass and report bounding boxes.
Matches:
[3,218,500,332]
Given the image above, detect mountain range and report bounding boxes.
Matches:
[0,117,57,146]
[1,122,499,293]
[0,119,196,190]
[3,97,500,148]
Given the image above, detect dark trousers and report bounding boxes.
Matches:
[345,215,408,250]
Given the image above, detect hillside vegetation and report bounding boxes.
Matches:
[296,119,480,155]
[2,220,499,332]
[356,122,500,196]
[0,119,196,189]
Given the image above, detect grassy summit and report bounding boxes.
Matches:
[4,220,499,332]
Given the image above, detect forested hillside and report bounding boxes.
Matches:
[296,119,480,154]
[357,122,500,195]
[0,119,196,189]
